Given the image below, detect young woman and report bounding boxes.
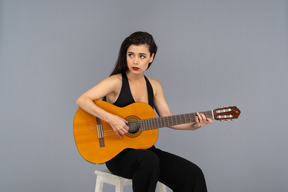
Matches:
[76,31,212,192]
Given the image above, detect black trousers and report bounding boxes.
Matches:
[106,146,207,192]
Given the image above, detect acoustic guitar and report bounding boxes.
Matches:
[74,100,240,163]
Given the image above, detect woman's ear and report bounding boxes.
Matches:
[149,53,155,63]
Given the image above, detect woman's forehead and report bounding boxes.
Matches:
[127,44,150,53]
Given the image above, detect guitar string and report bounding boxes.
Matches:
[88,109,236,137]
[98,117,220,136]
[98,116,200,136]
[97,111,215,136]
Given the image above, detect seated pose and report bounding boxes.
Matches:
[76,31,212,192]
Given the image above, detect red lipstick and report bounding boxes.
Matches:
[132,67,139,71]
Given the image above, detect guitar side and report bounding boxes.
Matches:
[73,100,159,164]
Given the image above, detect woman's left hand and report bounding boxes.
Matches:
[192,112,213,130]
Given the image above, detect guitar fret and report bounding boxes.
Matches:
[153,118,158,129]
[139,121,143,131]
[162,117,166,127]
[142,119,146,131]
[172,115,176,125]
[146,119,150,131]
[143,120,146,131]
[155,118,159,129]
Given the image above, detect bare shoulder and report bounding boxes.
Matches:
[87,74,122,97]
[103,74,122,87]
[101,74,123,103]
[107,73,122,82]
[146,76,163,94]
[146,76,161,86]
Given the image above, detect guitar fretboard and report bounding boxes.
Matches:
[138,111,213,131]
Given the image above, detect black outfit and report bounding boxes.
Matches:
[105,73,207,192]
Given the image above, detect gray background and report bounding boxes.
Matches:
[1,0,287,192]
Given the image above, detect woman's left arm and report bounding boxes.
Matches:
[151,79,212,130]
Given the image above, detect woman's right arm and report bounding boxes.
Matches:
[76,75,129,137]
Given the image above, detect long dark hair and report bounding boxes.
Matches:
[109,31,158,76]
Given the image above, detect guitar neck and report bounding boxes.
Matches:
[138,111,214,131]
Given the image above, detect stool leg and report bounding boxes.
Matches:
[95,176,104,192]
[158,182,167,192]
[115,180,124,192]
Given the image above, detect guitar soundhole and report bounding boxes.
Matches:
[125,115,141,138]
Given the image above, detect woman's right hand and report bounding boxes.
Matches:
[107,114,129,138]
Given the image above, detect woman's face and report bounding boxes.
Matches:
[126,44,154,74]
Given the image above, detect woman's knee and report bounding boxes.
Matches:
[133,149,160,170]
[186,163,205,179]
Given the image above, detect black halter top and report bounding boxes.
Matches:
[113,73,154,108]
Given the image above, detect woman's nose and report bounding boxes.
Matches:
[133,56,139,64]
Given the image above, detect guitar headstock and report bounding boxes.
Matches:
[213,106,241,121]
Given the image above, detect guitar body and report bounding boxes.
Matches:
[73,100,158,164]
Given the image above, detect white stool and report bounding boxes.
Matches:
[94,169,167,192]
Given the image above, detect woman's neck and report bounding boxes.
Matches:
[126,71,145,81]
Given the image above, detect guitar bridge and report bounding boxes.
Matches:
[96,117,105,147]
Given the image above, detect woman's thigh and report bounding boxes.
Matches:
[152,148,207,192]
[106,148,160,178]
